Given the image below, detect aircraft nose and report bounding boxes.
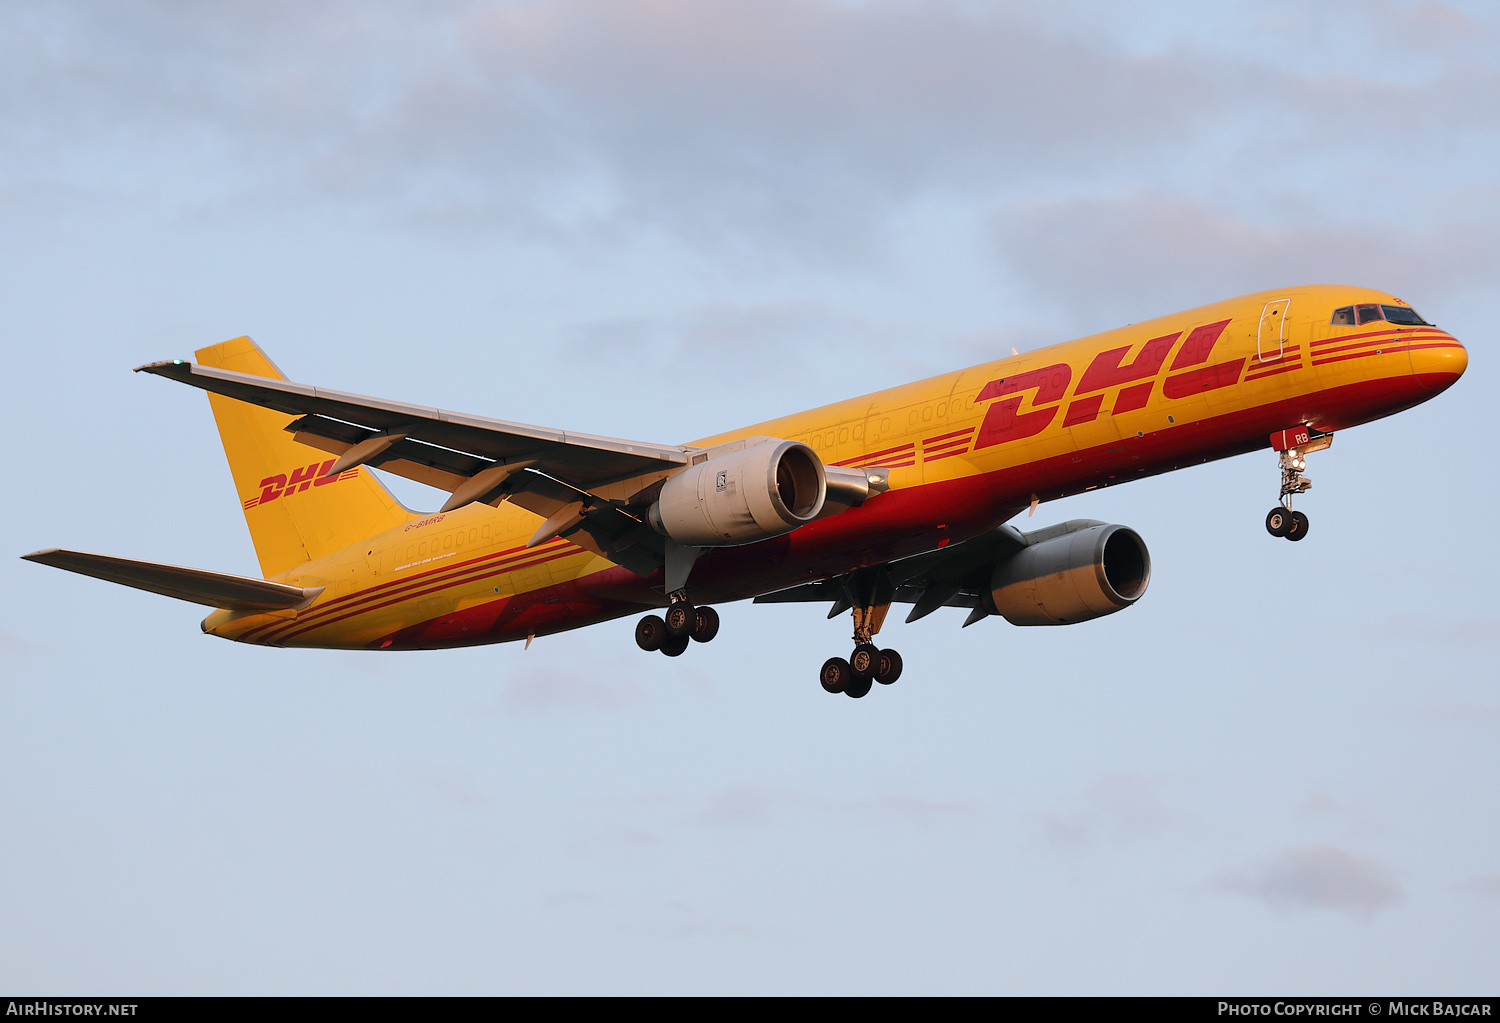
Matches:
[1411,333,1467,396]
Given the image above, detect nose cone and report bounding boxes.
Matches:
[1411,333,1467,397]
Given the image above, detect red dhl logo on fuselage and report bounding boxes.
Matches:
[242,460,360,510]
[831,318,1248,473]
[973,319,1241,449]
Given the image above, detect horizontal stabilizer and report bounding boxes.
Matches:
[21,549,321,611]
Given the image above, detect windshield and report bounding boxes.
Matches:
[1381,304,1430,326]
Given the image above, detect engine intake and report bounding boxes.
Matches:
[989,522,1150,626]
[649,439,827,546]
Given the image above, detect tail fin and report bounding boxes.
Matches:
[196,337,411,579]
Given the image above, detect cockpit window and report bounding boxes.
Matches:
[1356,303,1384,325]
[1331,306,1355,325]
[1381,304,1429,326]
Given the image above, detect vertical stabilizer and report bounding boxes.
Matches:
[196,337,411,579]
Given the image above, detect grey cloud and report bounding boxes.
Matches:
[564,299,911,393]
[1455,873,1500,896]
[8,0,1499,268]
[1218,844,1402,917]
[0,629,46,657]
[691,785,786,827]
[1,2,1217,241]
[544,889,605,908]
[993,193,1499,328]
[851,794,975,822]
[409,764,490,807]
[1295,793,1384,838]
[688,784,976,828]
[1377,615,1500,648]
[1042,772,1180,847]
[467,664,648,713]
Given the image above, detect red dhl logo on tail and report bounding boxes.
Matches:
[242,460,360,510]
[973,319,1243,449]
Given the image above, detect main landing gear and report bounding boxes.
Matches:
[635,595,720,657]
[1264,429,1332,542]
[818,569,903,699]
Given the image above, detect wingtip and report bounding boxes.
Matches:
[20,548,60,562]
[133,359,192,374]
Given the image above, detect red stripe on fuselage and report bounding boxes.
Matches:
[239,540,581,643]
[266,546,587,646]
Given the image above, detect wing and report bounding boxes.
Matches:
[22,549,320,611]
[136,359,690,577]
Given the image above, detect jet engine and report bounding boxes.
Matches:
[649,439,827,546]
[989,522,1151,625]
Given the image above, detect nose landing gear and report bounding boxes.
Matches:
[1264,428,1332,543]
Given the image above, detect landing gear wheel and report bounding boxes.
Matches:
[1286,510,1310,542]
[664,601,695,638]
[635,615,667,651]
[816,657,852,690]
[820,657,851,694]
[690,605,720,643]
[849,642,880,680]
[874,648,903,685]
[844,675,874,699]
[660,633,689,657]
[1265,507,1291,537]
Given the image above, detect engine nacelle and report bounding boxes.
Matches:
[649,439,827,546]
[989,522,1151,626]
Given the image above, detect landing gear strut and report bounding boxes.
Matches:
[818,568,903,699]
[1264,429,1332,543]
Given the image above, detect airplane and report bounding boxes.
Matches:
[23,285,1466,699]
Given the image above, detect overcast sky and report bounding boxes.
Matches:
[2,0,1496,994]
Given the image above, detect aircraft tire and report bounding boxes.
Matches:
[664,601,695,638]
[660,633,690,657]
[1265,507,1291,537]
[820,657,851,694]
[635,615,667,651]
[875,648,903,685]
[1287,511,1310,541]
[690,606,720,643]
[849,642,880,679]
[844,675,874,699]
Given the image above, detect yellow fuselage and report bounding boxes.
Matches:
[203,285,1466,649]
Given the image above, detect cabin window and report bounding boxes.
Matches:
[1356,303,1384,325]
[1381,304,1429,326]
[1331,306,1355,325]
